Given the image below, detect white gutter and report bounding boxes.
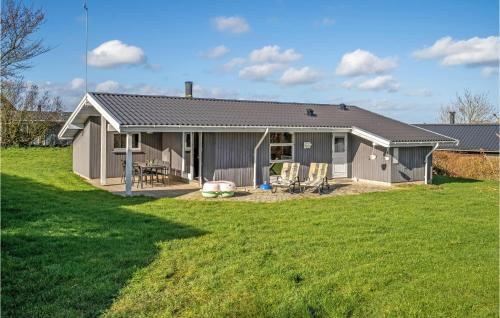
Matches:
[424,142,439,185]
[253,128,269,188]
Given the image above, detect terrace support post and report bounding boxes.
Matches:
[100,116,107,185]
[198,132,203,187]
[424,142,439,185]
[125,133,133,196]
[253,128,269,189]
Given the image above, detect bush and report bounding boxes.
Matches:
[433,151,499,181]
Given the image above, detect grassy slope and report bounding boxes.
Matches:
[1,147,498,317]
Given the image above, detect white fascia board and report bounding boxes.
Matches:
[351,126,391,147]
[58,96,88,139]
[58,93,122,140]
[86,93,121,132]
[120,125,351,133]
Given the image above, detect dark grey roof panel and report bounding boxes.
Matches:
[89,92,454,143]
[415,124,500,152]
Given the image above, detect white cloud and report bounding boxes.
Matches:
[250,45,302,63]
[193,85,239,99]
[357,75,400,92]
[316,17,335,27]
[405,88,433,97]
[412,36,499,67]
[238,63,284,81]
[87,40,146,68]
[212,16,250,34]
[221,57,246,71]
[70,78,85,90]
[481,66,499,77]
[279,67,322,85]
[335,49,398,76]
[96,80,120,92]
[202,45,230,59]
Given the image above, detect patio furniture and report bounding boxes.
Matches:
[120,161,141,186]
[301,163,329,194]
[271,162,300,193]
[136,161,169,189]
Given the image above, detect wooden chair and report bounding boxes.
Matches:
[301,163,329,194]
[271,162,301,193]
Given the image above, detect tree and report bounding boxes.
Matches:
[1,0,50,79]
[439,89,497,124]
[1,81,62,146]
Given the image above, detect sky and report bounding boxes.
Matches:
[23,0,499,123]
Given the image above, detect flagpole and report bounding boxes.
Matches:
[84,0,88,94]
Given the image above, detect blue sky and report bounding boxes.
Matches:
[24,0,499,123]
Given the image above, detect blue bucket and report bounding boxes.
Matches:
[259,183,272,190]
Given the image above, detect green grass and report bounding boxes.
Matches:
[1,147,498,317]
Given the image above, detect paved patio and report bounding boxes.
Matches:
[89,177,394,202]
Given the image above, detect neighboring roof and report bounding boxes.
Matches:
[28,111,72,122]
[78,92,453,144]
[415,124,500,153]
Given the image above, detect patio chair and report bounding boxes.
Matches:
[271,162,301,193]
[120,161,145,187]
[301,163,329,195]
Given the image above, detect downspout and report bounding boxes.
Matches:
[254,128,270,188]
[424,142,439,184]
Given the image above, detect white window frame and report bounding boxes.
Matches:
[392,147,399,164]
[269,132,295,163]
[112,133,141,152]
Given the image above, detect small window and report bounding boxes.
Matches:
[270,132,294,163]
[270,132,293,143]
[113,133,140,151]
[271,145,293,161]
[334,137,345,153]
[184,132,192,150]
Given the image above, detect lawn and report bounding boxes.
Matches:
[1,147,498,317]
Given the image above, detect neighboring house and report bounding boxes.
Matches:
[59,82,456,194]
[31,111,73,146]
[415,123,499,155]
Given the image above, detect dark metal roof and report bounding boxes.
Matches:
[89,92,454,143]
[415,124,500,153]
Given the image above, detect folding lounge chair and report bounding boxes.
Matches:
[301,163,329,194]
[271,162,300,193]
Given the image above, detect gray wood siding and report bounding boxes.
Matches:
[104,132,163,178]
[72,122,90,178]
[347,133,353,178]
[391,146,430,183]
[294,133,332,180]
[203,132,269,187]
[350,135,391,183]
[162,132,182,174]
[88,117,101,179]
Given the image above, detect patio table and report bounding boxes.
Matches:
[136,162,169,189]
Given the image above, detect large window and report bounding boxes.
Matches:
[113,133,140,151]
[270,132,294,162]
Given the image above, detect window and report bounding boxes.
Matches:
[334,136,345,153]
[113,133,140,151]
[184,132,192,150]
[392,147,399,164]
[270,132,294,162]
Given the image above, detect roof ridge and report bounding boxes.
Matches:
[415,123,500,126]
[89,91,357,108]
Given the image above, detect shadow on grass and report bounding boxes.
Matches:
[432,175,481,185]
[1,173,206,317]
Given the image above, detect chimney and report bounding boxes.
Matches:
[338,103,348,111]
[449,111,456,124]
[185,81,193,98]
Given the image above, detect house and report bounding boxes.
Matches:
[31,110,73,146]
[58,82,456,195]
[415,123,499,155]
